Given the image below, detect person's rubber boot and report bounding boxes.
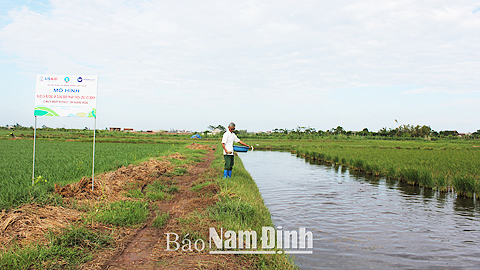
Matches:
[223,170,229,178]
[227,170,232,178]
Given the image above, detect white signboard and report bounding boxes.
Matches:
[35,75,98,117]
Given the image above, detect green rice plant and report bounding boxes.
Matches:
[399,168,421,185]
[418,169,434,187]
[353,159,364,171]
[364,163,380,175]
[251,137,480,194]
[385,165,396,179]
[0,140,174,210]
[434,174,447,191]
[452,174,476,198]
[475,176,480,199]
[94,200,149,227]
[363,162,373,174]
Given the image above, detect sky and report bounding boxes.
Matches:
[0,0,479,133]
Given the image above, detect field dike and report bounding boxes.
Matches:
[0,143,296,269]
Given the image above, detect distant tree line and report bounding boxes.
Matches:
[202,124,480,140]
[265,125,480,139]
[3,123,480,140]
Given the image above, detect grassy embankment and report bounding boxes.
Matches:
[186,147,298,269]
[0,134,297,269]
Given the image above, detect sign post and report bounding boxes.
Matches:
[32,116,37,186]
[33,75,98,190]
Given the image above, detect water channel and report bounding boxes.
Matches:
[239,150,480,270]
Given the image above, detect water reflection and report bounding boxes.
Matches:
[239,151,480,270]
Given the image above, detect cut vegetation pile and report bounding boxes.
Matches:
[0,204,81,251]
[55,158,173,202]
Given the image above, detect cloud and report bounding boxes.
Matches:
[445,98,480,106]
[402,86,453,94]
[1,0,480,131]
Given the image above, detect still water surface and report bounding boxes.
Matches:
[239,151,480,270]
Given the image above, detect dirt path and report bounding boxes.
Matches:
[101,149,253,270]
[103,210,160,269]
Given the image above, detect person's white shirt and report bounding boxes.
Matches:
[222,130,240,155]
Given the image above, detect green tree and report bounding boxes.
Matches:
[333,126,345,135]
[361,128,369,136]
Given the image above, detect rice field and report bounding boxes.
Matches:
[293,142,480,198]
[0,139,176,210]
[2,134,479,210]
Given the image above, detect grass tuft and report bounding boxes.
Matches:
[0,225,112,270]
[94,200,149,227]
[152,212,169,228]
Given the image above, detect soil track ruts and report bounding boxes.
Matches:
[101,148,253,270]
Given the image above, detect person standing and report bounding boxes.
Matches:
[221,122,250,178]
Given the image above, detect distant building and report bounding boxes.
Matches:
[167,129,192,135]
[124,128,135,132]
[109,127,121,132]
[207,128,222,135]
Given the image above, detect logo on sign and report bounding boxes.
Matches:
[77,77,83,82]
[64,77,70,83]
[39,77,58,81]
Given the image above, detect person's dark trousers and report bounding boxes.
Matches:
[224,155,234,178]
